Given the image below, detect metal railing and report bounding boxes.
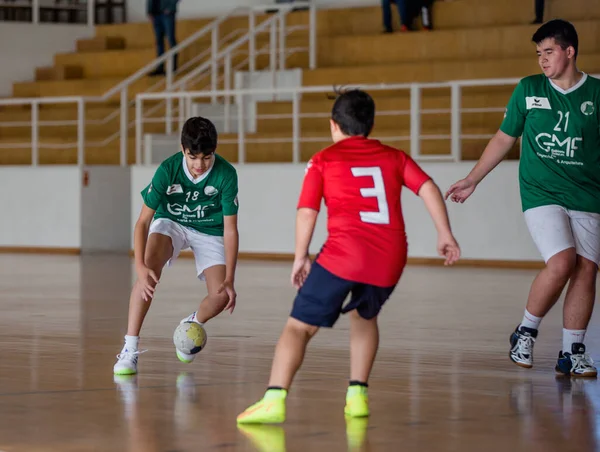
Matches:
[0,1,317,166]
[134,78,526,164]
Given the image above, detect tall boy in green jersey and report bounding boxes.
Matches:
[446,19,599,377]
[114,116,239,375]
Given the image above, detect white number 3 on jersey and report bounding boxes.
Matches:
[351,167,390,225]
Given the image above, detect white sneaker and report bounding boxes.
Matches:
[180,311,199,324]
[176,347,196,364]
[114,348,146,375]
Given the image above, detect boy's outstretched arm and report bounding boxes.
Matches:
[291,207,318,289]
[418,180,461,265]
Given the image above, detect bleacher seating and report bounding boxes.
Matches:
[0,0,598,164]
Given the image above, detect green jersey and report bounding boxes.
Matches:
[500,73,600,213]
[141,153,239,236]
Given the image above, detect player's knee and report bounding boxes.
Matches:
[575,255,598,280]
[207,286,229,306]
[547,249,576,279]
[143,255,165,277]
[286,317,319,338]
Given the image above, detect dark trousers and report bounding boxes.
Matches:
[381,0,434,31]
[419,0,434,28]
[535,0,544,22]
[151,13,177,72]
[381,0,410,31]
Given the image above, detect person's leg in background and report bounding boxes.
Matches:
[164,12,178,71]
[150,15,166,76]
[381,0,394,33]
[421,0,434,30]
[533,0,544,24]
[395,0,413,31]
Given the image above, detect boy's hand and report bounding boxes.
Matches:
[291,255,312,289]
[445,177,477,203]
[136,265,159,302]
[438,232,461,265]
[218,280,237,314]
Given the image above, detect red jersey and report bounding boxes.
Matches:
[297,136,431,287]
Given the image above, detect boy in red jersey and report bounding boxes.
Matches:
[237,89,460,424]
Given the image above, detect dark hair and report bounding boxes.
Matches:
[330,88,375,137]
[532,19,578,58]
[180,116,218,155]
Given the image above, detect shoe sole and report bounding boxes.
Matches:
[176,350,195,364]
[236,416,285,425]
[114,368,137,376]
[555,370,598,377]
[555,363,598,377]
[509,353,533,369]
[344,411,370,418]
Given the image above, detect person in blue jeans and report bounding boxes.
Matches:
[147,0,179,76]
[381,0,411,32]
[381,0,436,33]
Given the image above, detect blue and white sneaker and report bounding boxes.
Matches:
[509,325,538,368]
[555,343,597,377]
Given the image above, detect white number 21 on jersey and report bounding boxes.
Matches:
[351,167,390,225]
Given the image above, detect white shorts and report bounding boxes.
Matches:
[148,218,225,280]
[524,205,600,265]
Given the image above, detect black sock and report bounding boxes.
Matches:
[267,386,285,391]
[349,380,368,388]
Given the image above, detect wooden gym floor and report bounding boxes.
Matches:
[0,253,599,452]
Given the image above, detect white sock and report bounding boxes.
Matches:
[124,335,139,351]
[563,329,586,354]
[191,312,203,325]
[520,309,542,330]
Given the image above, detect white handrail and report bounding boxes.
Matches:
[0,1,317,167]
[135,74,600,165]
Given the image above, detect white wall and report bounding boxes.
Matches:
[128,0,377,23]
[0,162,541,261]
[0,23,94,96]
[81,167,131,252]
[0,167,81,248]
[131,161,542,261]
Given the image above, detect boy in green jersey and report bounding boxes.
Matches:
[114,116,240,375]
[446,20,599,377]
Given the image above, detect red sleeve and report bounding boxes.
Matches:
[401,153,431,194]
[297,156,324,211]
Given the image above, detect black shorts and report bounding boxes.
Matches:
[290,261,396,328]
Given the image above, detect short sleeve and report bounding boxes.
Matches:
[297,156,324,211]
[141,165,168,210]
[500,81,527,138]
[221,168,239,216]
[401,153,431,195]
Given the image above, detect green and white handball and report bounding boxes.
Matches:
[173,321,207,355]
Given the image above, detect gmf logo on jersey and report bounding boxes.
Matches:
[581,101,594,116]
[167,203,214,218]
[535,133,581,158]
[166,184,183,195]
